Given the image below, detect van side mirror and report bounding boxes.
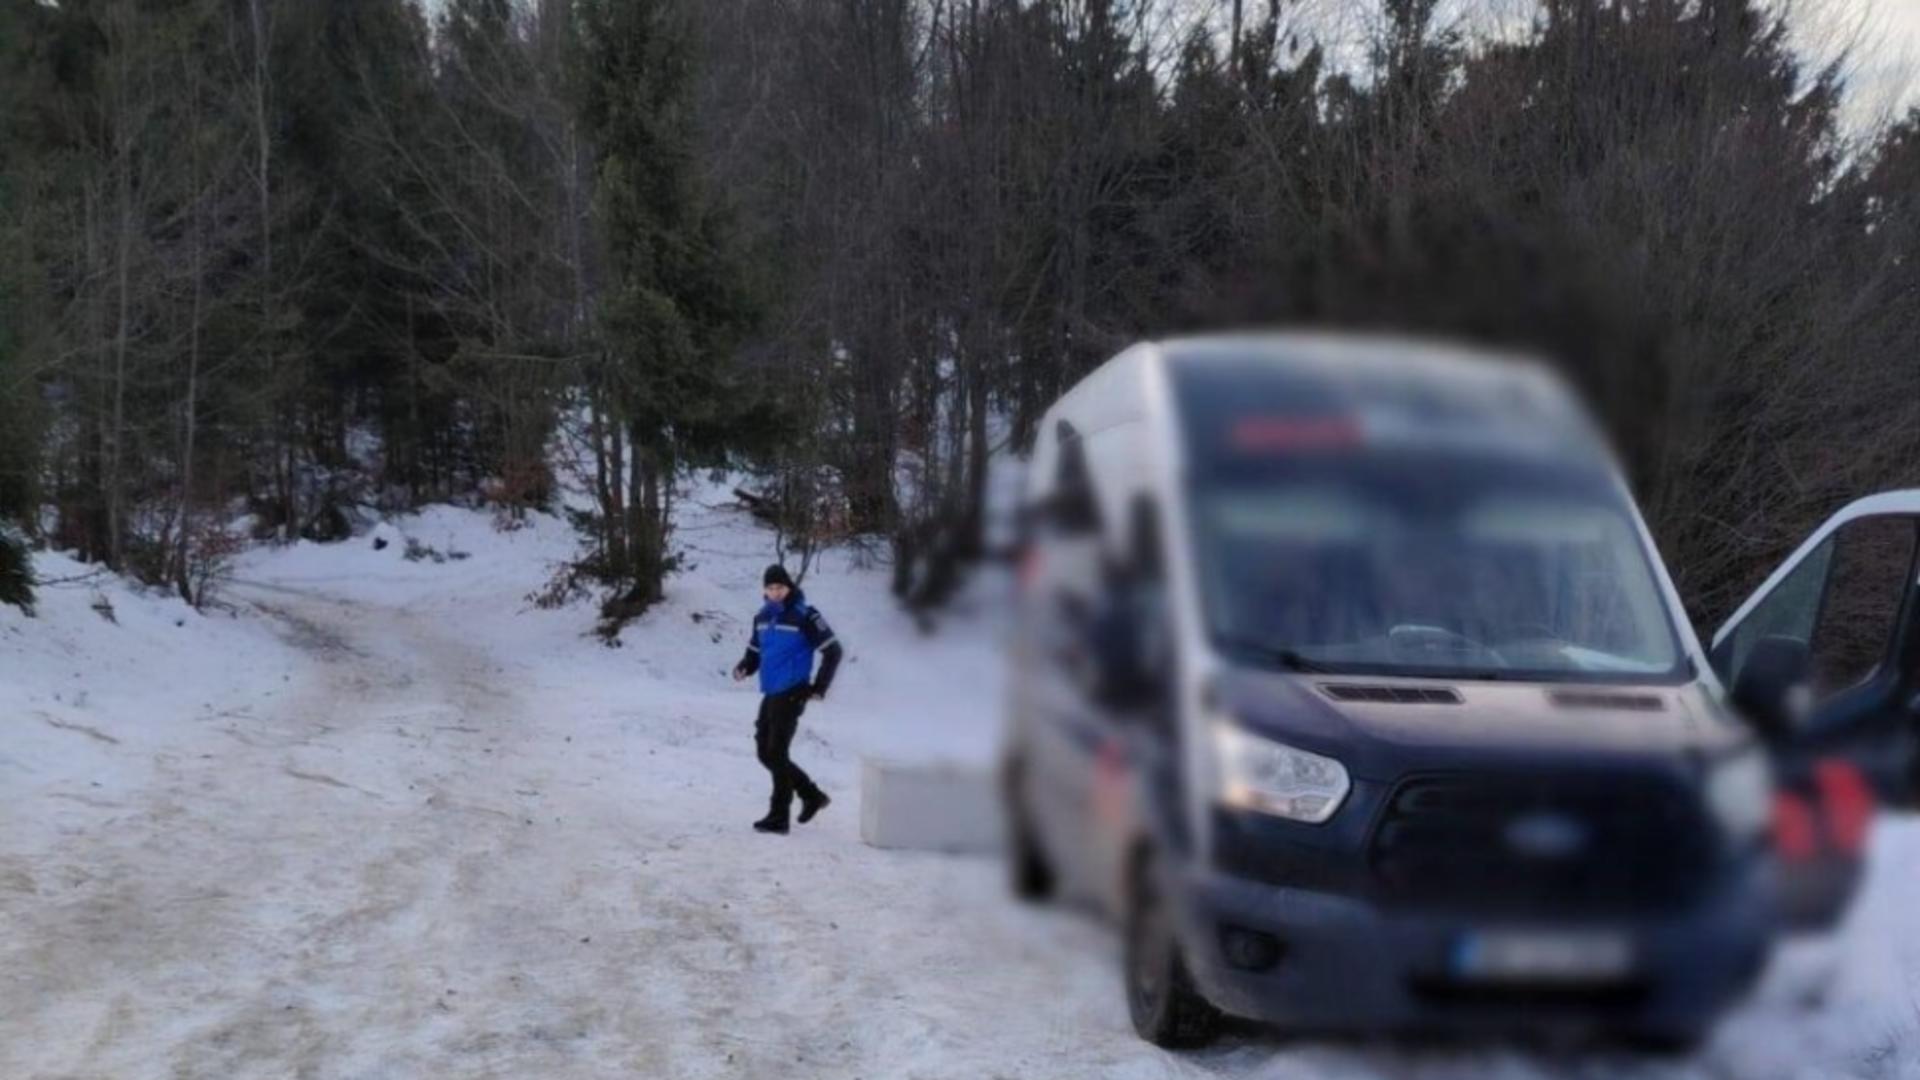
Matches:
[1730,635,1813,742]
[1088,582,1177,715]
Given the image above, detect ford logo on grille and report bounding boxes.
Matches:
[1504,812,1588,859]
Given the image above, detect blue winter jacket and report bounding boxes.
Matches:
[736,589,843,696]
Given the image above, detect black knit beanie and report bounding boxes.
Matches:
[763,564,795,590]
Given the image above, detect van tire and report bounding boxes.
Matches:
[1125,850,1219,1048]
[1005,760,1055,902]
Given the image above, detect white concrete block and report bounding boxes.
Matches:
[859,757,1004,854]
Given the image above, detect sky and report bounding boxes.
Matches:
[410,0,1920,133]
[1163,0,1920,132]
[1809,0,1920,126]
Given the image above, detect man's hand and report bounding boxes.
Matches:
[809,682,828,701]
[732,665,748,682]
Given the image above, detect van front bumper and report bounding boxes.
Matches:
[1174,857,1775,1039]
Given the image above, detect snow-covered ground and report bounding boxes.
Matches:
[5,486,1920,1079]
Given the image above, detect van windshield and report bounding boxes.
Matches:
[1189,451,1689,683]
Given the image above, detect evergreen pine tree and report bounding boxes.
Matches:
[0,0,38,613]
[0,527,30,615]
[576,0,751,617]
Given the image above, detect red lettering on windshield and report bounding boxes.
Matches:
[1228,416,1362,453]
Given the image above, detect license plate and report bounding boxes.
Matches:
[1451,930,1635,983]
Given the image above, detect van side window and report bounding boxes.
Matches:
[1032,429,1106,672]
[1808,516,1918,695]
[1128,496,1164,581]
[1718,538,1831,689]
[1125,497,1175,705]
[1048,433,1102,537]
[1718,516,1919,701]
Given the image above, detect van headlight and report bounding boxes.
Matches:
[1211,722,1351,824]
[1707,750,1772,843]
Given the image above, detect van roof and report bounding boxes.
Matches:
[1153,331,1554,387]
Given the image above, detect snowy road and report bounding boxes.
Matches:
[6,499,1920,1079]
[5,549,1172,1079]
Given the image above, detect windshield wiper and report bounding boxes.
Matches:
[1277,648,1342,674]
[1216,639,1340,674]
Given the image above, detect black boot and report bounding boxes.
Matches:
[798,790,831,824]
[753,814,789,835]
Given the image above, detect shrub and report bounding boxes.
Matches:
[0,527,33,615]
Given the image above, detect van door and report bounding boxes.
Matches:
[1081,494,1179,914]
[1023,428,1109,897]
[1710,491,1920,925]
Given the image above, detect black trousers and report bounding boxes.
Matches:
[755,687,820,821]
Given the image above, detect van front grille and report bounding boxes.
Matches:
[1367,772,1712,917]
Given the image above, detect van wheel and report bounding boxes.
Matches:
[1125,851,1219,1048]
[1005,762,1055,902]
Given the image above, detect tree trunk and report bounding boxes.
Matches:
[108,80,133,571]
[177,55,205,602]
[961,340,989,559]
[626,418,647,596]
[247,0,290,538]
[639,441,663,605]
[606,397,628,575]
[80,181,107,564]
[1230,0,1244,70]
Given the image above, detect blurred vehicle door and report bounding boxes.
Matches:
[1711,492,1920,925]
[1025,427,1108,897]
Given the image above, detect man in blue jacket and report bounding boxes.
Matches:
[732,564,844,834]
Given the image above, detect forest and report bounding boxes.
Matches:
[2,0,1918,635]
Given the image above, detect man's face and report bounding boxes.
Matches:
[764,583,791,604]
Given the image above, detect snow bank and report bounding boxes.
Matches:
[1,550,301,833]
[1713,820,1920,1079]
